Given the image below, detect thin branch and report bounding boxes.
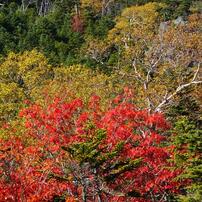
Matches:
[155,63,201,112]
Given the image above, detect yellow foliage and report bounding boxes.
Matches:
[81,0,117,14]
[81,37,110,64]
[108,2,166,45]
[0,119,26,140]
[107,2,166,68]
[39,65,123,109]
[0,50,52,123]
[81,0,103,12]
[0,50,52,92]
[0,82,25,121]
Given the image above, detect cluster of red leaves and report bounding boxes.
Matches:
[71,14,84,33]
[0,92,185,201]
[0,137,68,202]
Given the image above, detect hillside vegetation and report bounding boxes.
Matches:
[0,1,201,201]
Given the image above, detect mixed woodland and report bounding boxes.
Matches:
[0,0,201,201]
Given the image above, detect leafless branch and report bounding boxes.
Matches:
[154,63,201,112]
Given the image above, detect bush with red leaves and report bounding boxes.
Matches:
[0,92,185,201]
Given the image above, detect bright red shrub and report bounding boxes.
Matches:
[0,94,185,201]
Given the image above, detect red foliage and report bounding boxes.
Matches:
[0,137,68,201]
[71,14,84,33]
[0,94,184,201]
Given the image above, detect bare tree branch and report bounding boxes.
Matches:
[154,63,201,112]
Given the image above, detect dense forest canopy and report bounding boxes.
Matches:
[0,0,201,201]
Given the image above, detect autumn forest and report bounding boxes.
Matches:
[0,0,201,201]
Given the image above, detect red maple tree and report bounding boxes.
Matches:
[0,91,185,201]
